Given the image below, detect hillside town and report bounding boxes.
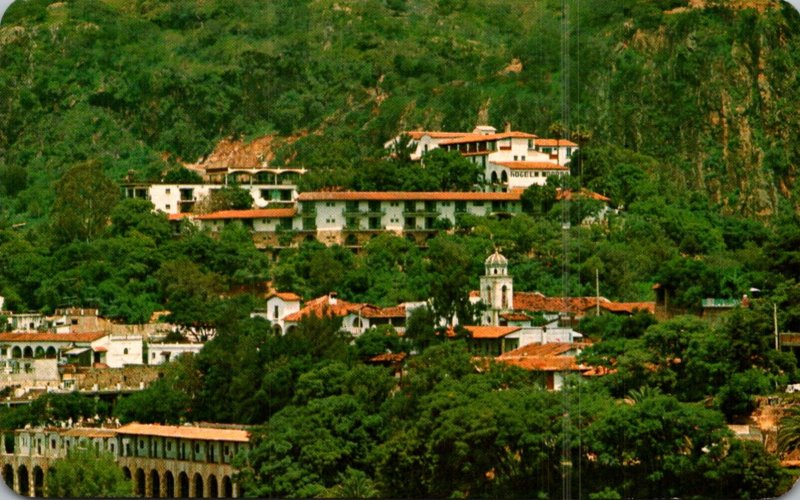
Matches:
[2,124,797,498]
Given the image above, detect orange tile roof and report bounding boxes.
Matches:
[494,161,569,171]
[63,428,118,438]
[513,292,606,314]
[116,423,249,442]
[500,312,532,322]
[597,302,655,314]
[283,295,366,322]
[438,131,538,145]
[535,138,578,147]
[496,342,591,372]
[266,292,302,302]
[498,342,583,358]
[297,191,521,202]
[168,213,192,221]
[361,305,406,319]
[369,352,407,363]
[555,189,611,202]
[0,332,107,343]
[404,131,470,141]
[499,355,585,372]
[195,208,296,220]
[464,325,521,339]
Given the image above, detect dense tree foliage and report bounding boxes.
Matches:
[47,446,134,498]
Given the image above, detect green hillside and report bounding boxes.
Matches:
[1,0,800,220]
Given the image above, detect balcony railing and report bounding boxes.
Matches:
[402,209,440,217]
[342,209,385,217]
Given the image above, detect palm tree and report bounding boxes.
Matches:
[777,406,800,453]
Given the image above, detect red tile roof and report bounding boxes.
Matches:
[555,189,611,202]
[195,208,296,220]
[493,161,569,171]
[0,332,107,343]
[500,356,584,372]
[597,302,655,314]
[297,191,521,202]
[438,131,538,145]
[116,423,249,442]
[266,292,302,302]
[513,292,606,314]
[369,352,407,363]
[500,312,532,322]
[62,428,118,438]
[361,305,406,319]
[496,342,591,372]
[168,213,192,221]
[535,138,578,147]
[464,325,521,339]
[283,295,366,322]
[404,131,470,141]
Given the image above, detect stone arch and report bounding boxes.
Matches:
[34,346,44,358]
[2,463,13,490]
[193,472,204,498]
[45,346,57,358]
[490,171,499,184]
[150,469,160,498]
[500,170,508,184]
[179,472,189,498]
[11,347,21,358]
[122,466,131,481]
[135,468,145,497]
[286,325,297,336]
[164,471,174,498]
[22,347,32,358]
[272,324,283,336]
[344,234,358,246]
[352,317,362,329]
[17,465,28,496]
[208,474,218,498]
[33,465,44,497]
[222,475,233,498]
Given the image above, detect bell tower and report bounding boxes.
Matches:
[480,250,513,325]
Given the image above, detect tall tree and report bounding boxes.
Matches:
[47,446,133,498]
[51,161,119,243]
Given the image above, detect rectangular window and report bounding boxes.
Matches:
[273,306,279,320]
[165,188,171,194]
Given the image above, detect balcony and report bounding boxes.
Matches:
[402,209,440,217]
[342,208,385,217]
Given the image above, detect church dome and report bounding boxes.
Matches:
[485,250,508,275]
[485,250,508,267]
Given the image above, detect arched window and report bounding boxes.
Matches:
[123,348,128,355]
[501,285,508,308]
[501,171,508,184]
[491,171,499,184]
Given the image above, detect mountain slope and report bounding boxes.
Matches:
[1,0,800,218]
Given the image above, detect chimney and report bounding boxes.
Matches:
[328,292,338,305]
[504,121,511,133]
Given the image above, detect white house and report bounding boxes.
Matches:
[0,332,142,368]
[294,191,522,245]
[252,292,303,335]
[141,183,298,215]
[144,342,204,365]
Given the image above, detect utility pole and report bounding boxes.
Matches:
[774,303,779,350]
[595,268,600,315]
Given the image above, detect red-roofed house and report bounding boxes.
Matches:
[496,342,592,390]
[383,125,577,192]
[0,332,141,368]
[253,291,303,334]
